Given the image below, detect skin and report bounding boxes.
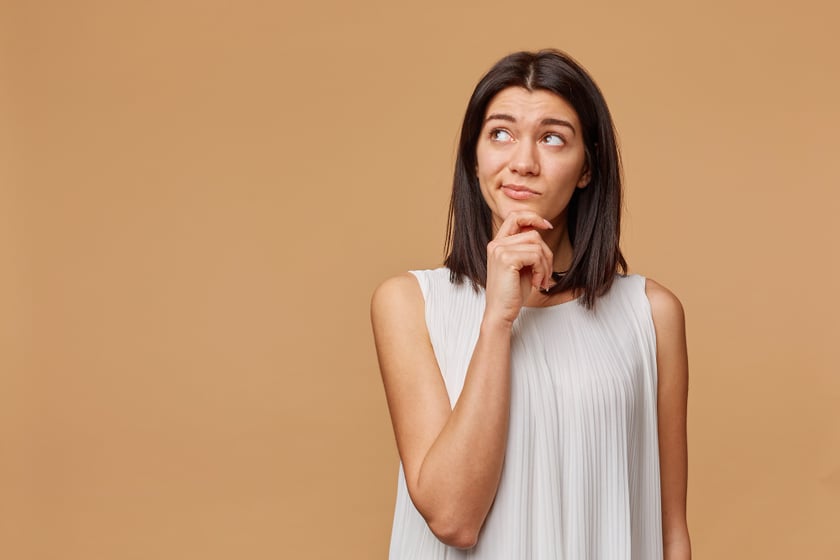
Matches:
[371,87,690,557]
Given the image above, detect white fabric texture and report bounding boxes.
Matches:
[388,268,663,559]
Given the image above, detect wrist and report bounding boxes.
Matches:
[480,313,515,335]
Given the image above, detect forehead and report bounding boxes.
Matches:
[484,87,580,125]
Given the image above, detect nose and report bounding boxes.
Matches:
[509,141,540,176]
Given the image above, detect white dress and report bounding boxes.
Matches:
[388,268,663,559]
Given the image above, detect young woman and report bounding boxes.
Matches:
[371,49,690,559]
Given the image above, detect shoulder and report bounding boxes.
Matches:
[370,273,433,363]
[371,272,424,321]
[370,273,441,388]
[643,277,686,335]
[643,278,688,373]
[371,268,456,312]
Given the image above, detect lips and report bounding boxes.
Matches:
[500,184,539,200]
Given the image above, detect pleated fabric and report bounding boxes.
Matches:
[388,268,663,560]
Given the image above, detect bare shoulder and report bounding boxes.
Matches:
[644,277,689,387]
[644,277,686,334]
[370,272,424,322]
[370,273,430,351]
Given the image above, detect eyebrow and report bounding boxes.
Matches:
[485,113,577,135]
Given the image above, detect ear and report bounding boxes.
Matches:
[576,161,591,188]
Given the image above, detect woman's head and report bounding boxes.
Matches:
[444,49,627,307]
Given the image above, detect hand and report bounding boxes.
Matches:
[484,211,554,325]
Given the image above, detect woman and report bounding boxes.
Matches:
[371,49,690,559]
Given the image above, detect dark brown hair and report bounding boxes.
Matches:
[443,49,627,308]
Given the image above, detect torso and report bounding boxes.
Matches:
[388,268,664,560]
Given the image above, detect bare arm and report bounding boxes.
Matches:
[372,211,553,548]
[646,278,691,560]
[372,274,512,548]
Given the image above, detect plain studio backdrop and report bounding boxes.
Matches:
[1,1,838,558]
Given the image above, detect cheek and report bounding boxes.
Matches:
[476,156,504,184]
[474,167,497,209]
[547,158,586,186]
[475,158,491,187]
[477,174,494,207]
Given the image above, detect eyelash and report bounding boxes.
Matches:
[489,128,512,141]
[542,133,565,146]
[488,128,565,145]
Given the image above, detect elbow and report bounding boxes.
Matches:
[408,482,485,549]
[427,517,480,549]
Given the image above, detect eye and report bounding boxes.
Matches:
[489,128,513,142]
[542,133,565,146]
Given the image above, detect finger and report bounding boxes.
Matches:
[496,212,552,238]
[493,245,547,285]
[530,264,545,291]
[532,245,553,291]
[519,232,554,291]
[495,211,553,240]
[490,231,554,290]
[541,244,554,290]
[490,229,546,247]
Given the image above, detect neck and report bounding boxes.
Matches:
[526,218,578,307]
[542,214,573,271]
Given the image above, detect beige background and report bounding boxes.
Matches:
[2,0,838,558]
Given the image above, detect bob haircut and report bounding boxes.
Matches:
[443,49,627,309]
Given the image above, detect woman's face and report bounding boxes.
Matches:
[475,87,590,232]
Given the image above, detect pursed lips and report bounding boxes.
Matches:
[500,183,539,200]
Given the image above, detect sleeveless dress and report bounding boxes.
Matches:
[388,268,663,559]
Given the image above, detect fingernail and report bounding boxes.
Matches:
[543,219,553,229]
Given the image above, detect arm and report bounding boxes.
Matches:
[371,274,512,548]
[646,278,692,560]
[371,211,553,549]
